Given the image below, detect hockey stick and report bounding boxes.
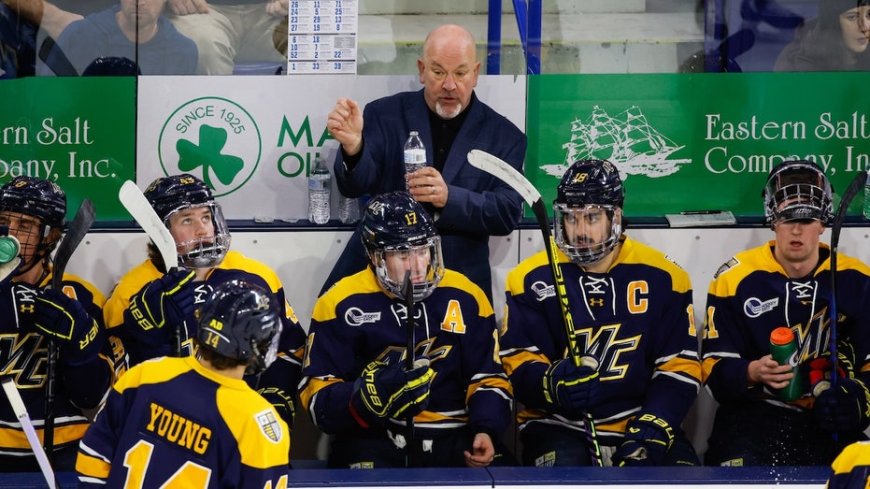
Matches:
[118,180,183,355]
[45,199,95,465]
[401,271,419,467]
[1,378,56,489]
[827,171,867,393]
[467,149,603,467]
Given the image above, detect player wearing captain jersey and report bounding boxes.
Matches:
[500,159,701,467]
[103,174,306,439]
[300,191,514,468]
[703,160,870,466]
[0,176,123,471]
[76,280,289,488]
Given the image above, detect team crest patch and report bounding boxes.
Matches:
[743,297,779,318]
[713,258,739,279]
[255,409,282,443]
[530,280,555,301]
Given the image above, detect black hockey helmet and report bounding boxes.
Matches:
[143,173,231,268]
[763,159,833,227]
[360,191,444,301]
[0,176,66,229]
[196,280,282,375]
[553,159,624,265]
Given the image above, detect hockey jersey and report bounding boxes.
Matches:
[300,268,513,438]
[702,242,870,407]
[0,271,119,460]
[500,236,701,446]
[829,441,870,489]
[76,356,289,488]
[103,251,306,400]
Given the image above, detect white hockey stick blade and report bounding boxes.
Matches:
[467,150,541,206]
[119,180,179,270]
[1,378,56,489]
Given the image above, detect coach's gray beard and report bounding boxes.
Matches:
[435,101,463,119]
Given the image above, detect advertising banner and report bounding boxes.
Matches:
[137,75,526,221]
[0,77,135,221]
[527,72,870,218]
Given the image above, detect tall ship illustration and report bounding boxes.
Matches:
[541,105,692,179]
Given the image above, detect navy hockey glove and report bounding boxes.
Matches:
[542,356,600,418]
[127,268,195,343]
[612,413,675,467]
[258,386,295,428]
[349,358,435,428]
[813,378,870,433]
[12,284,103,366]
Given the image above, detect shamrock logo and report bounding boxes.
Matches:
[176,124,244,189]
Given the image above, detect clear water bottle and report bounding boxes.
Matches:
[338,194,360,224]
[403,131,427,189]
[308,156,331,224]
[863,172,870,220]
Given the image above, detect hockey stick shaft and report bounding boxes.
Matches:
[45,199,95,465]
[828,170,867,392]
[118,180,184,356]
[401,271,418,467]
[467,150,602,466]
[2,378,56,489]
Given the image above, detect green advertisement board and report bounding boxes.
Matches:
[0,77,135,222]
[527,72,870,219]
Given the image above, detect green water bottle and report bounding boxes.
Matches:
[770,327,804,401]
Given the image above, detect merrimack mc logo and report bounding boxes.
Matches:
[541,105,691,181]
[158,97,261,197]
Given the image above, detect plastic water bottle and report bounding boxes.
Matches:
[770,327,804,401]
[863,172,870,220]
[403,131,427,189]
[338,194,360,224]
[308,157,331,224]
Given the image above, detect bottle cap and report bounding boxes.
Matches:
[770,326,795,346]
[0,235,20,265]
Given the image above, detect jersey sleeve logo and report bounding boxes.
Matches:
[255,409,283,443]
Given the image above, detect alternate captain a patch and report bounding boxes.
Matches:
[255,409,283,443]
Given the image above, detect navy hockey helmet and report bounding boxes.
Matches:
[360,191,444,301]
[0,176,66,229]
[143,174,231,268]
[196,280,282,375]
[0,177,67,273]
[553,159,625,266]
[763,160,833,227]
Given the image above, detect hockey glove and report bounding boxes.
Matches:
[126,268,195,343]
[612,413,675,467]
[542,356,600,418]
[349,358,435,428]
[258,386,295,428]
[12,284,104,366]
[813,378,870,433]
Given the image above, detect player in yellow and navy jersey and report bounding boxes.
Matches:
[103,174,306,442]
[300,191,513,468]
[0,176,124,471]
[828,441,870,489]
[500,159,701,467]
[703,160,870,466]
[76,280,289,488]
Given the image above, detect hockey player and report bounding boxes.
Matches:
[499,159,702,467]
[0,176,120,471]
[76,280,290,488]
[300,191,514,468]
[103,174,306,436]
[828,441,870,489]
[703,159,870,466]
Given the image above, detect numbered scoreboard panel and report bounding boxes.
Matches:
[286,0,358,74]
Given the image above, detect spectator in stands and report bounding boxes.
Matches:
[0,2,37,78]
[499,159,701,467]
[167,0,287,74]
[774,0,870,71]
[702,160,870,466]
[300,191,514,468]
[322,23,526,301]
[39,0,197,75]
